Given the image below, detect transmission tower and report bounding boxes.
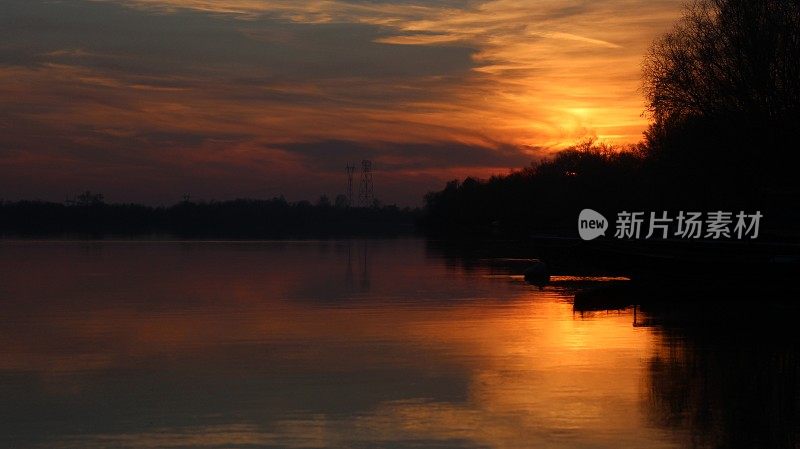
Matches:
[358,159,374,207]
[345,164,355,207]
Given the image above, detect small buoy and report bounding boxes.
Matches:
[524,260,550,286]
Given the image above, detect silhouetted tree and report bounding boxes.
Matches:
[643,0,800,124]
[642,0,800,199]
[334,194,350,209]
[316,195,331,208]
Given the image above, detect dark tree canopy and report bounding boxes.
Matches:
[642,0,800,197]
[643,0,800,124]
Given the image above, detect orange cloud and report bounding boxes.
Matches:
[0,0,683,203]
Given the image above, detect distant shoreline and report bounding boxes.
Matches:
[0,199,421,239]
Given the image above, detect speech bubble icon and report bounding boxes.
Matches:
[578,209,608,241]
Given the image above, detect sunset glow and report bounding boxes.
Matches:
[0,0,682,204]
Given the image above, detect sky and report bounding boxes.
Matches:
[0,0,683,206]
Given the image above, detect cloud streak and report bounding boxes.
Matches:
[0,0,683,204]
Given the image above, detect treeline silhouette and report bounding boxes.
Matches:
[0,198,419,238]
[422,0,800,239]
[422,142,649,236]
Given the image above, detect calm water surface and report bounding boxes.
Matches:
[0,240,797,448]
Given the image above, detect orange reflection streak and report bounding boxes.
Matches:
[0,241,676,448]
[0,294,659,447]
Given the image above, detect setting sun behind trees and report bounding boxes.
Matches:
[0,0,684,205]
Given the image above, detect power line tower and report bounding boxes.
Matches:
[345,164,355,207]
[358,159,374,207]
